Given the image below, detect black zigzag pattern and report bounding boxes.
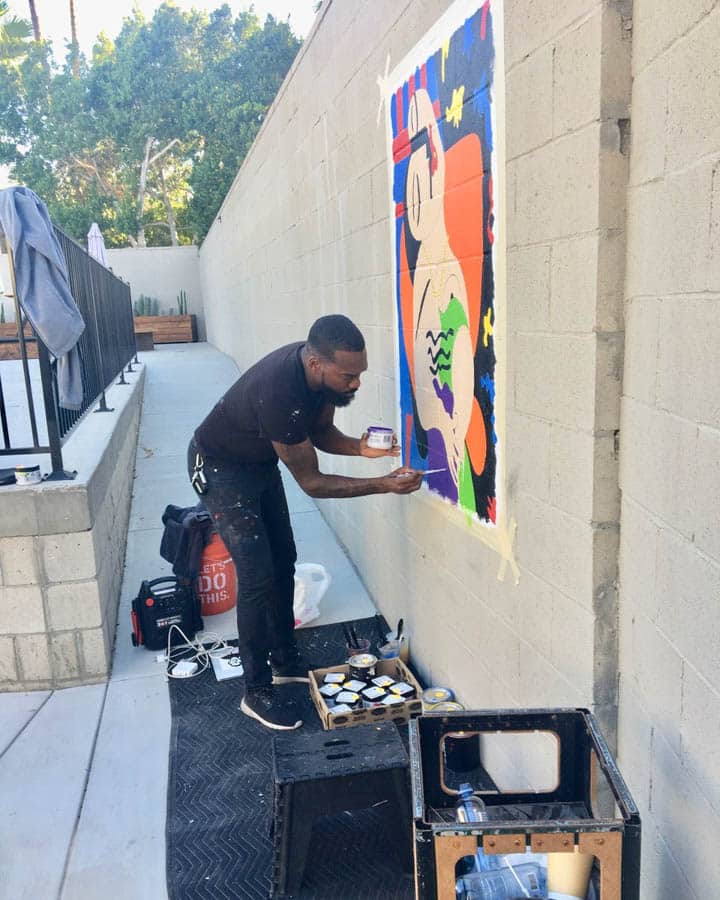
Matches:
[166,617,414,900]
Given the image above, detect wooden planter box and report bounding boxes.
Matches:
[0,322,37,360]
[133,314,197,344]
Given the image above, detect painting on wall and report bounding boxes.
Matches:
[387,0,501,527]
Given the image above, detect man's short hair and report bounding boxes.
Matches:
[307,315,365,361]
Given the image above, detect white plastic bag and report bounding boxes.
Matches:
[293,563,330,627]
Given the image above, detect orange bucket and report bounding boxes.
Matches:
[195,533,237,616]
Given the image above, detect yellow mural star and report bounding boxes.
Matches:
[445,85,465,127]
[483,307,494,348]
[441,38,450,82]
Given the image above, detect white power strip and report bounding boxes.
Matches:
[211,652,244,682]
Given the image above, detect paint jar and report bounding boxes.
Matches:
[429,701,465,712]
[343,679,366,693]
[348,653,377,682]
[389,681,417,700]
[319,683,343,703]
[334,690,362,710]
[382,694,405,707]
[14,465,41,485]
[365,426,394,450]
[377,640,401,660]
[361,685,387,706]
[329,703,353,716]
[423,687,455,707]
[323,672,346,685]
[371,674,396,689]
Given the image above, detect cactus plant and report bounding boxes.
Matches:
[134,294,161,316]
[177,289,188,315]
[0,302,5,324]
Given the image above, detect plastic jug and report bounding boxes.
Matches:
[293,563,330,627]
[456,862,546,899]
[455,783,487,823]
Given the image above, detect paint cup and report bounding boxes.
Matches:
[547,848,595,900]
[386,631,409,663]
[15,465,41,485]
[365,426,394,450]
[345,637,371,660]
[377,640,401,659]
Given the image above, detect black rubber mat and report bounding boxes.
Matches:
[166,616,415,900]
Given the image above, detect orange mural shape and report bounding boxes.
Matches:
[466,396,487,475]
[443,133,484,352]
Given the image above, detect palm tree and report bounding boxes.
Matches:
[27,0,40,40]
[69,0,79,76]
[0,6,32,63]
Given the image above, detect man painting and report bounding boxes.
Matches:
[188,315,422,730]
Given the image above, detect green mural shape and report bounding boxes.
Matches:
[436,293,469,393]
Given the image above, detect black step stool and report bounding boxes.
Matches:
[271,722,412,898]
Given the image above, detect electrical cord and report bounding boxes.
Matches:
[163,624,236,680]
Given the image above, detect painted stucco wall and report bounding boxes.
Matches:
[197,0,718,894]
[106,245,205,339]
[617,3,720,896]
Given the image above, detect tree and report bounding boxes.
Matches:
[0,2,302,246]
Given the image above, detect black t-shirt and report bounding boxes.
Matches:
[194,341,325,463]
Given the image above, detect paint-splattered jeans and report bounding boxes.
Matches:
[187,438,298,688]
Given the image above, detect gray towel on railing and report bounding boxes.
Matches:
[0,186,85,410]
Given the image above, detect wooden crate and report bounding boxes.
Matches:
[309,658,423,730]
[133,314,197,344]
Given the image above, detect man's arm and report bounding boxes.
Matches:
[272,438,422,498]
[307,403,361,456]
[308,403,401,459]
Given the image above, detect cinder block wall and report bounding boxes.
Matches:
[617,4,720,896]
[200,0,629,734]
[0,373,144,689]
[198,0,719,891]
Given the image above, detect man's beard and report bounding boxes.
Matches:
[321,385,357,407]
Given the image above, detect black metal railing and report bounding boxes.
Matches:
[0,224,137,479]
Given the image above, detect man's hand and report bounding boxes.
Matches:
[380,466,423,494]
[359,431,402,459]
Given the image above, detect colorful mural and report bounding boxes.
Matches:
[388,1,499,525]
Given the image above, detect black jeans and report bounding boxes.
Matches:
[187,439,298,688]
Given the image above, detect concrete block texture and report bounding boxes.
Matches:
[632,0,716,75]
[506,44,554,160]
[0,585,46,634]
[656,298,720,430]
[47,582,102,632]
[0,537,39,586]
[626,162,714,298]
[0,636,18,682]
[16,633,51,683]
[41,531,97,584]
[665,6,720,171]
[552,9,602,136]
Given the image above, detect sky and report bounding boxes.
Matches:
[5,0,318,58]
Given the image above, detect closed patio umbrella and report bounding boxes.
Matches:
[87,222,108,267]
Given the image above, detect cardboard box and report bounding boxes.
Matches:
[310,658,423,730]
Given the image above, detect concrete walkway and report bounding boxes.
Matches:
[0,343,375,900]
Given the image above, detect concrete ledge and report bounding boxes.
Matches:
[0,367,145,691]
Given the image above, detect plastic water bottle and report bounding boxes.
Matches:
[454,783,487,823]
[456,862,546,899]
